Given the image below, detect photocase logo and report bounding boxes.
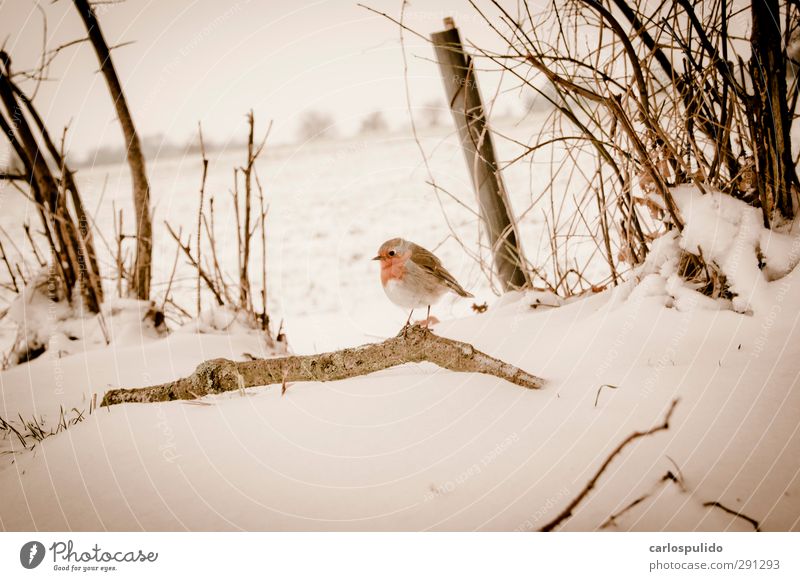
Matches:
[19,541,46,569]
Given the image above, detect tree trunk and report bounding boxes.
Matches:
[73,0,152,300]
[751,0,795,221]
[0,53,102,312]
[10,83,104,308]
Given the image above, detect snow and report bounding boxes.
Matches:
[1,253,799,530]
[0,324,272,432]
[1,128,799,532]
[671,186,773,314]
[644,185,800,315]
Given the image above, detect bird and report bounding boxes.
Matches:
[372,237,473,329]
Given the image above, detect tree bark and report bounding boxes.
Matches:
[101,325,544,406]
[74,0,152,300]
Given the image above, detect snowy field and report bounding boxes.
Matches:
[0,122,799,531]
[0,115,598,353]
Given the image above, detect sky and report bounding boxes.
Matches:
[0,0,534,157]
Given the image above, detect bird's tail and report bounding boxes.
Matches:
[453,283,474,299]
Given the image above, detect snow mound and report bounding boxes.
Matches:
[177,306,266,335]
[639,185,800,314]
[3,270,73,363]
[3,281,168,365]
[1,266,799,531]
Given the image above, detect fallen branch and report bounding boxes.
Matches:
[101,325,544,406]
[540,398,680,532]
[600,470,681,529]
[702,501,761,532]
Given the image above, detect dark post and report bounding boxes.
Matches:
[431,17,529,290]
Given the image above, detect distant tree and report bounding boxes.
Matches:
[82,144,125,167]
[297,111,336,142]
[421,99,444,128]
[359,111,389,135]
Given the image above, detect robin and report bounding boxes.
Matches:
[372,238,473,328]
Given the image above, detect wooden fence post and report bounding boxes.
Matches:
[431,17,529,290]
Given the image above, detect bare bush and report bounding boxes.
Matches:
[421,98,445,128]
[359,110,390,134]
[297,110,337,142]
[166,112,275,342]
[446,0,797,295]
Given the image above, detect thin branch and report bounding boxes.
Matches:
[702,501,761,531]
[356,3,430,42]
[196,122,208,317]
[540,398,680,531]
[164,222,224,307]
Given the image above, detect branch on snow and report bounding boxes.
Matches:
[702,501,761,531]
[101,325,544,406]
[540,398,680,532]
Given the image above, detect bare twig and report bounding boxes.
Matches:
[160,226,182,314]
[164,222,224,307]
[540,398,680,531]
[702,501,761,531]
[594,383,618,407]
[600,470,682,529]
[196,123,208,316]
[0,238,19,293]
[22,223,45,267]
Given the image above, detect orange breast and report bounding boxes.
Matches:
[380,256,406,286]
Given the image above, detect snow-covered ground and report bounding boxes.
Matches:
[1,248,799,530]
[1,126,799,531]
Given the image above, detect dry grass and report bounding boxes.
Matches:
[0,404,89,453]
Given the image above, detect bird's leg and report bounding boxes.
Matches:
[424,305,431,329]
[401,309,414,336]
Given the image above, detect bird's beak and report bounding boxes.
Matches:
[371,255,381,261]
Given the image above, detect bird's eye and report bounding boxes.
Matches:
[388,250,395,256]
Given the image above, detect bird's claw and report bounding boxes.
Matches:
[414,315,440,329]
[397,321,411,338]
[397,318,438,338]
